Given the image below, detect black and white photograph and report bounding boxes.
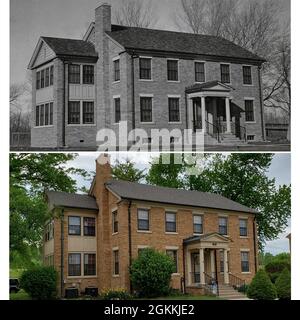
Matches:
[1,0,299,307]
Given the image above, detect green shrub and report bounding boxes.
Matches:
[275,268,291,300]
[19,266,58,300]
[101,288,133,300]
[265,260,291,283]
[130,248,175,298]
[247,269,277,300]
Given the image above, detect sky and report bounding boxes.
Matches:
[10,0,290,85]
[64,152,291,255]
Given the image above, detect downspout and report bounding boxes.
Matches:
[128,201,133,293]
[62,62,66,147]
[60,208,65,298]
[253,214,258,273]
[258,65,265,141]
[182,245,186,294]
[131,53,136,132]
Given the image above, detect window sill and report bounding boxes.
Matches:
[167,81,180,83]
[240,236,249,239]
[245,121,256,124]
[172,273,181,277]
[112,274,120,278]
[165,232,178,235]
[137,230,152,234]
[193,233,204,236]
[168,122,182,125]
[243,84,254,87]
[67,276,97,279]
[112,232,119,236]
[139,79,153,82]
[113,81,120,84]
[140,122,155,125]
[34,125,54,129]
[66,124,96,127]
[241,272,251,274]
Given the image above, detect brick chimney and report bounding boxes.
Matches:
[95,3,111,128]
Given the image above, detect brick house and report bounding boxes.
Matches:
[28,3,266,149]
[44,155,258,298]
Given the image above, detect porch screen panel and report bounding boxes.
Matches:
[69,64,81,84]
[167,60,178,81]
[68,216,81,235]
[84,253,96,276]
[220,64,230,83]
[140,97,152,123]
[68,101,80,124]
[195,62,205,82]
[35,106,40,126]
[39,104,44,126]
[44,103,49,126]
[83,65,94,84]
[49,102,53,125]
[83,217,95,236]
[83,101,94,124]
[68,253,81,276]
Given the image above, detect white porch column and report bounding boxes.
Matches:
[210,250,215,278]
[187,250,192,285]
[199,248,205,285]
[223,249,229,284]
[188,98,193,130]
[201,96,206,133]
[225,97,231,133]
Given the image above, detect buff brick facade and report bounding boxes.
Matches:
[29,3,266,149]
[44,155,258,297]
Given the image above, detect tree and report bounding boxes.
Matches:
[146,154,186,189]
[112,158,146,182]
[247,269,277,300]
[146,154,291,249]
[114,0,158,28]
[10,153,90,266]
[275,268,291,300]
[130,248,175,298]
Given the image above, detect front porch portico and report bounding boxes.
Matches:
[183,233,231,290]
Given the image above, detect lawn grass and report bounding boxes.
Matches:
[141,295,224,300]
[10,290,31,300]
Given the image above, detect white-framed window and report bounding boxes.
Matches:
[139,57,152,80]
[68,252,97,277]
[35,102,54,127]
[68,253,81,276]
[36,65,54,90]
[84,253,96,276]
[168,97,180,123]
[68,216,81,235]
[241,251,250,273]
[68,100,95,125]
[239,219,248,237]
[195,61,205,83]
[112,210,118,233]
[220,63,231,84]
[167,59,179,81]
[114,59,120,82]
[113,249,119,275]
[245,99,255,122]
[137,208,150,231]
[242,65,252,85]
[140,96,153,123]
[193,215,203,234]
[165,212,177,233]
[114,97,121,123]
[219,216,228,235]
[68,64,94,85]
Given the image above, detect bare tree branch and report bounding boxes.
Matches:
[114,0,158,28]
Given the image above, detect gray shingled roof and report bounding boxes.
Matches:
[42,37,98,58]
[186,80,234,93]
[105,180,257,214]
[107,25,265,63]
[46,191,98,210]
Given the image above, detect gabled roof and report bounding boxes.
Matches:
[105,180,257,214]
[41,37,98,58]
[28,37,98,69]
[46,190,98,211]
[106,25,265,63]
[186,80,234,94]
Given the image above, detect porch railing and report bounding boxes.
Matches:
[204,272,219,296]
[190,272,200,284]
[229,273,246,291]
[205,120,221,142]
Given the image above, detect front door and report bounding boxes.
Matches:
[191,253,200,283]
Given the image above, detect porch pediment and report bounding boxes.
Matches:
[186,80,234,94]
[183,232,232,246]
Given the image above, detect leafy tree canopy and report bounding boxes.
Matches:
[112,158,146,182]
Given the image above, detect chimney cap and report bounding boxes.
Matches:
[96,3,112,9]
[96,153,111,166]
